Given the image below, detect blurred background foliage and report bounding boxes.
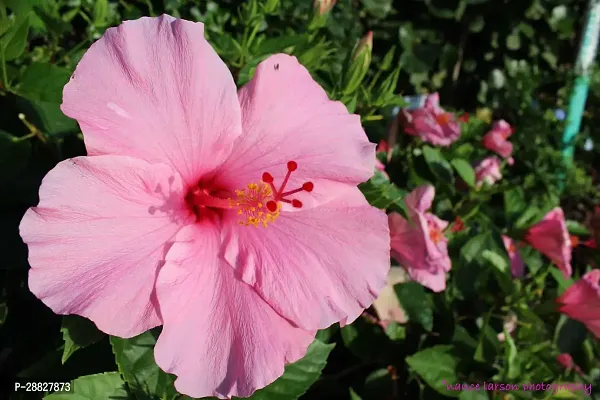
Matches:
[1,0,600,399]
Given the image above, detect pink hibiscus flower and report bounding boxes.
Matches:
[388,185,451,292]
[556,353,584,375]
[556,270,600,338]
[402,93,460,146]
[502,235,525,278]
[19,16,390,399]
[482,120,514,162]
[525,208,572,277]
[375,158,389,179]
[474,156,502,187]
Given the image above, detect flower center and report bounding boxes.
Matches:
[507,242,517,254]
[189,161,314,228]
[570,235,580,247]
[435,112,452,126]
[427,220,444,244]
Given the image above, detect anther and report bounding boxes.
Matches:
[292,199,302,208]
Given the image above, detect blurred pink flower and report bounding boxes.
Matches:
[19,16,390,399]
[557,270,600,338]
[377,139,389,154]
[474,156,502,187]
[525,208,572,277]
[556,353,584,375]
[502,235,525,278]
[388,185,451,292]
[450,216,466,233]
[375,158,389,179]
[402,93,460,146]
[482,120,514,159]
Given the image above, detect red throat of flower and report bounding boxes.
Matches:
[570,235,580,248]
[435,112,452,126]
[429,227,444,244]
[190,160,314,228]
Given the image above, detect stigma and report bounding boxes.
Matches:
[230,161,314,227]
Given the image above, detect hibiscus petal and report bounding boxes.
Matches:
[221,187,390,330]
[389,213,450,292]
[154,224,314,399]
[62,15,242,185]
[404,184,434,213]
[20,155,191,337]
[215,54,375,190]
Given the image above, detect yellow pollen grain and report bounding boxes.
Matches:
[229,181,279,228]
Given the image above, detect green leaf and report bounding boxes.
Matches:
[18,62,72,103]
[358,170,409,216]
[451,158,475,187]
[16,97,79,136]
[380,45,396,70]
[255,35,308,56]
[315,324,339,344]
[474,311,500,363]
[469,15,485,33]
[44,372,128,400]
[362,368,394,398]
[549,267,574,295]
[93,0,109,26]
[236,55,269,86]
[422,145,454,184]
[405,345,460,397]
[504,187,526,227]
[394,282,433,331]
[61,315,104,364]
[481,249,514,294]
[349,388,362,400]
[341,317,394,362]
[503,326,519,379]
[384,321,406,341]
[459,389,489,400]
[460,233,488,263]
[1,13,30,61]
[243,340,335,400]
[514,205,544,231]
[360,0,392,18]
[566,220,590,236]
[506,32,521,50]
[110,330,178,400]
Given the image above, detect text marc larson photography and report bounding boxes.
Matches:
[443,380,593,396]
